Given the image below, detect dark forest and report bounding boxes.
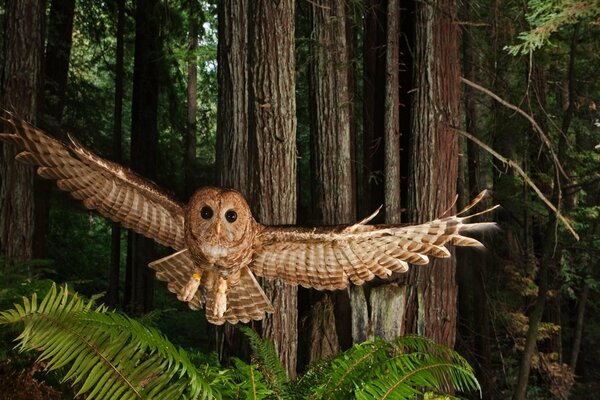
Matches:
[0,0,599,399]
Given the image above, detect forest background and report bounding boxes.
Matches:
[0,0,599,399]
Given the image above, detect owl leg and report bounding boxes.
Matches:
[212,277,228,318]
[180,269,203,302]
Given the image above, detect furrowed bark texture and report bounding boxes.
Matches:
[307,0,355,363]
[0,0,44,266]
[215,0,249,363]
[406,0,460,347]
[216,0,249,193]
[248,0,298,378]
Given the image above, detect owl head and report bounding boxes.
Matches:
[185,187,257,265]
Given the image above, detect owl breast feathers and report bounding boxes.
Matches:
[1,112,497,325]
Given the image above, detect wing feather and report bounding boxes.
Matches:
[1,111,185,250]
[252,194,497,290]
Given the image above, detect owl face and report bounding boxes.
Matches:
[185,187,256,266]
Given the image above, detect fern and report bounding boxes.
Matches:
[301,336,480,400]
[238,326,291,398]
[0,284,218,400]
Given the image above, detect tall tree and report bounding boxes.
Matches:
[306,0,355,363]
[125,0,161,314]
[248,0,297,378]
[0,0,45,267]
[215,0,249,362]
[185,0,199,197]
[107,0,126,307]
[35,0,76,259]
[405,0,460,347]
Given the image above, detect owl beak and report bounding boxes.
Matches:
[212,220,222,237]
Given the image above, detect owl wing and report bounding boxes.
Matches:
[0,111,185,250]
[251,192,497,290]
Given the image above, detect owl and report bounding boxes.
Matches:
[1,112,496,325]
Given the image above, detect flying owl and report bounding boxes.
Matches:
[0,112,496,325]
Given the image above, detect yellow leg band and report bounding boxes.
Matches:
[192,273,202,281]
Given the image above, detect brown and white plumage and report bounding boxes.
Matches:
[1,111,497,325]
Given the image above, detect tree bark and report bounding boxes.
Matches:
[361,0,386,217]
[125,0,160,314]
[405,0,460,347]
[35,0,76,260]
[107,0,125,308]
[214,0,249,364]
[306,0,355,364]
[248,0,297,378]
[0,0,45,268]
[185,0,198,197]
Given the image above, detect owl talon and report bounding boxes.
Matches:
[180,272,202,302]
[213,278,228,318]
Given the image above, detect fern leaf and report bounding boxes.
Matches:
[0,283,218,400]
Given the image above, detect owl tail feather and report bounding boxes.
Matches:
[205,267,274,325]
[149,251,274,325]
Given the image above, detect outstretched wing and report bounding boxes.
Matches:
[0,111,185,250]
[251,192,497,290]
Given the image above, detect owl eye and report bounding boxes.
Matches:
[200,206,213,219]
[225,210,237,223]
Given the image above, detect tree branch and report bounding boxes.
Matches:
[452,128,579,240]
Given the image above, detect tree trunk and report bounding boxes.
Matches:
[125,0,160,314]
[569,282,589,372]
[185,0,198,197]
[214,0,249,364]
[361,0,385,218]
[35,0,76,260]
[107,0,125,308]
[0,0,45,269]
[248,0,297,378]
[405,0,460,347]
[306,0,355,364]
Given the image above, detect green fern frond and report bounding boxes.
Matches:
[0,284,218,400]
[238,325,291,398]
[303,335,479,400]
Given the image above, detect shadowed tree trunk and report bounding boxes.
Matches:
[214,0,249,363]
[306,0,355,364]
[248,0,297,378]
[125,0,160,314]
[35,0,76,260]
[107,0,125,308]
[0,0,45,269]
[185,0,199,198]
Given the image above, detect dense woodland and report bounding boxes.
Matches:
[0,0,599,399]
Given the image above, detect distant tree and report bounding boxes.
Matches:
[107,0,126,307]
[125,0,161,314]
[0,0,45,268]
[185,0,199,197]
[248,0,298,378]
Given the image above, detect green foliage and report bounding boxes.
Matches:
[505,0,600,54]
[0,284,218,399]
[0,284,481,399]
[298,337,480,400]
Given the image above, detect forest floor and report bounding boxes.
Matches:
[0,361,62,400]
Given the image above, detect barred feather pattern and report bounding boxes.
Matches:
[0,112,185,250]
[251,199,497,290]
[149,250,273,325]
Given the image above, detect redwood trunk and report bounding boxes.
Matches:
[125,0,160,314]
[248,0,297,378]
[405,0,460,347]
[214,0,249,363]
[307,0,355,363]
[0,0,45,268]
